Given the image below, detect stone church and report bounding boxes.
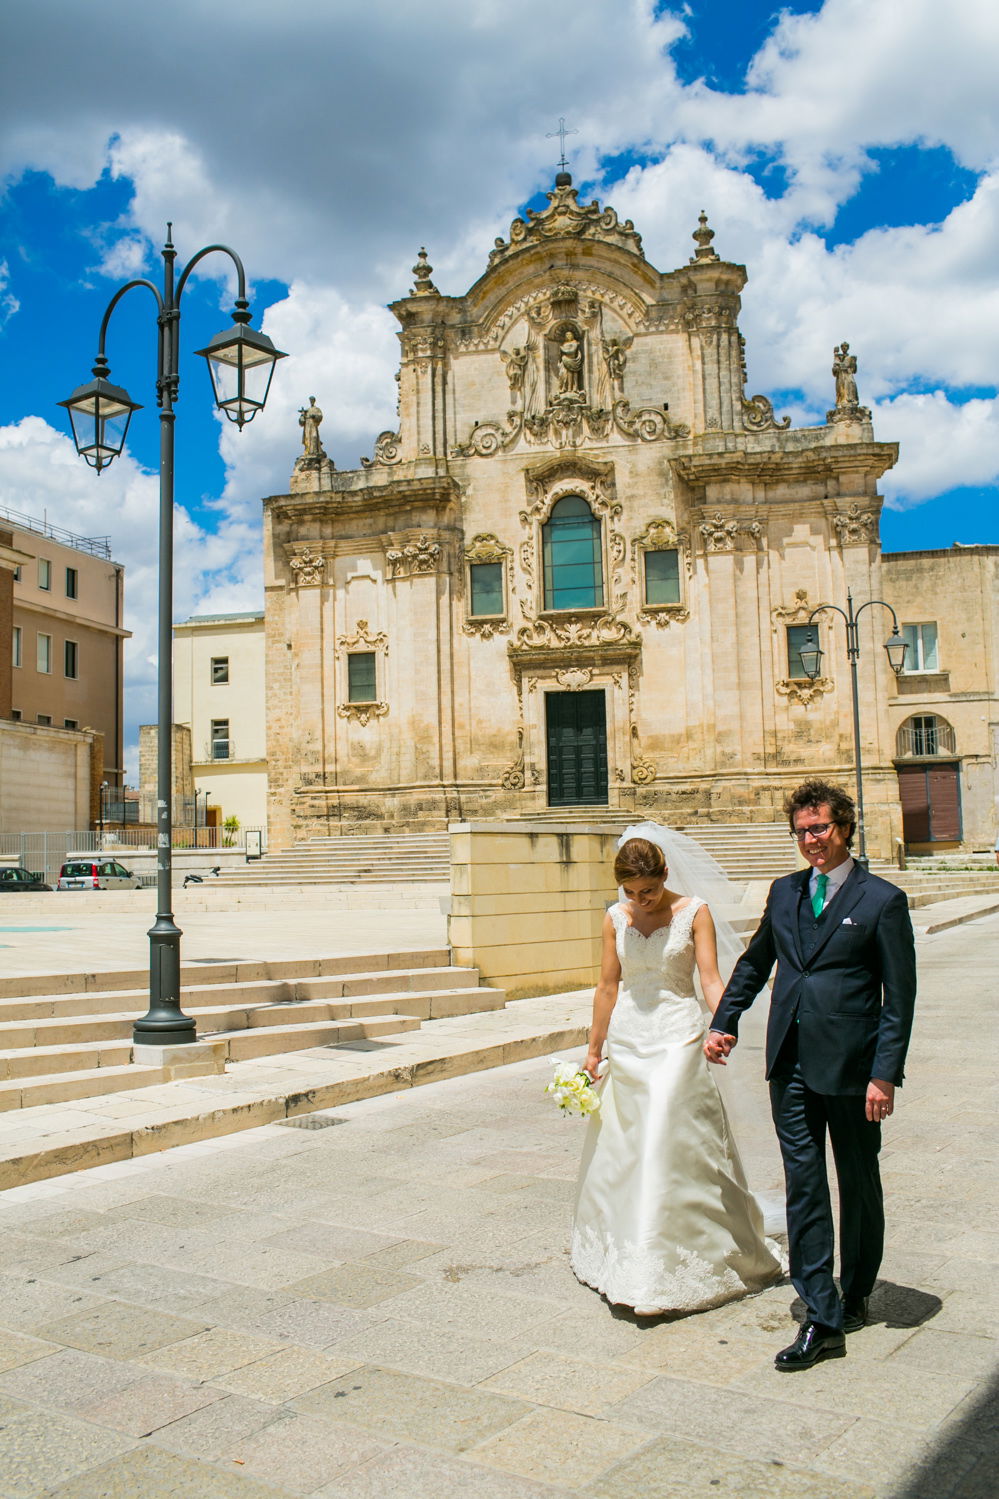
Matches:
[261,173,996,856]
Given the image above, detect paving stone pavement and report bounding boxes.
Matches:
[0,914,996,1497]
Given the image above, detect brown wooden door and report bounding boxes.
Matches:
[897,763,961,843]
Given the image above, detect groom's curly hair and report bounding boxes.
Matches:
[785,779,857,846]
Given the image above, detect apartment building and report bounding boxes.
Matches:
[4,505,129,786]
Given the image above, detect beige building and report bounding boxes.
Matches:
[4,506,128,787]
[173,611,267,832]
[883,546,999,851]
[260,175,994,857]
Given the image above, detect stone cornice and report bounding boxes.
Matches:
[673,440,898,487]
[265,475,461,526]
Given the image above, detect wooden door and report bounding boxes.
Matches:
[545,691,608,806]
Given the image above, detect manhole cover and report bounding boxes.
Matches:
[328,1039,396,1052]
[278,1115,347,1130]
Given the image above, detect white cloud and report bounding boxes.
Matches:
[875,391,999,506]
[0,260,19,330]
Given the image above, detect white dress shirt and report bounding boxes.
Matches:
[809,854,854,913]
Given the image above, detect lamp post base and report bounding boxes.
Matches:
[133,914,197,1045]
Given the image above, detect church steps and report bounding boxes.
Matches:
[0,954,506,1112]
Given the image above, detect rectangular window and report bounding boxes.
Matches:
[211,656,230,684]
[12,625,21,668]
[64,640,78,678]
[901,622,939,672]
[65,566,78,599]
[469,562,504,617]
[38,559,51,590]
[347,651,377,703]
[786,625,816,679]
[64,718,79,730]
[210,719,231,759]
[643,549,681,606]
[37,714,52,726]
[37,633,52,673]
[12,565,20,582]
[10,709,20,721]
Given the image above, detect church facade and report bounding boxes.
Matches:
[261,176,917,855]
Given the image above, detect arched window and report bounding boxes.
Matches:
[896,714,956,758]
[542,496,603,611]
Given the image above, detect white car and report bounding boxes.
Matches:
[57,858,142,891]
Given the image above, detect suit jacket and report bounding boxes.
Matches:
[712,862,916,1095]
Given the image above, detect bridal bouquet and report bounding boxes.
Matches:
[545,1058,602,1117]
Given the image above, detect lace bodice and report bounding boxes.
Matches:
[609,897,704,1000]
[607,897,705,1047]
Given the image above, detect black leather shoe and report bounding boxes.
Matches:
[775,1321,846,1371]
[842,1296,869,1333]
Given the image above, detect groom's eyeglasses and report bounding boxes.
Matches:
[790,823,836,842]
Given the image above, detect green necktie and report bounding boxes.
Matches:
[811,873,828,918]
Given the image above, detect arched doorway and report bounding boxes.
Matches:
[895,714,961,845]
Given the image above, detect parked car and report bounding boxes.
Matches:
[57,859,142,891]
[0,866,53,892]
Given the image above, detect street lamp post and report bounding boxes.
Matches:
[60,227,285,1045]
[799,591,908,868]
[98,780,108,852]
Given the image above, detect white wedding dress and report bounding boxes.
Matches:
[570,898,782,1315]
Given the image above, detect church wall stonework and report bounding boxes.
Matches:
[263,178,915,855]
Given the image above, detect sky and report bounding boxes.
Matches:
[2,0,998,779]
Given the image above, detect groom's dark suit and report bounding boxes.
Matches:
[712,860,916,1329]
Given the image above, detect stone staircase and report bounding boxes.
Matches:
[674,822,798,881]
[0,949,504,1112]
[212,832,450,888]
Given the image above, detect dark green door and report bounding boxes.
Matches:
[546,690,608,806]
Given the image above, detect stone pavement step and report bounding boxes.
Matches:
[0,992,592,1190]
[0,950,506,1115]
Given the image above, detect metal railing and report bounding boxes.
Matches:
[896,720,956,757]
[0,827,266,884]
[0,503,112,559]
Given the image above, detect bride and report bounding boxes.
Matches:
[570,824,782,1315]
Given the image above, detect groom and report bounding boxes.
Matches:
[705,779,916,1371]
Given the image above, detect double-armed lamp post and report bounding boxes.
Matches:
[798,592,908,868]
[60,228,285,1046]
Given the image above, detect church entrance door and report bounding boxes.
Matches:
[545,690,608,806]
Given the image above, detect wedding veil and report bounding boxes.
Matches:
[615,820,747,980]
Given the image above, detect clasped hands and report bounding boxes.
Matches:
[702,1031,895,1124]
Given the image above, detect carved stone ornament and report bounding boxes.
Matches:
[698,513,740,551]
[335,620,388,658]
[555,667,593,690]
[630,723,656,784]
[689,210,720,264]
[638,605,690,630]
[742,394,791,432]
[772,590,813,624]
[288,549,326,587]
[515,612,638,651]
[775,677,834,707]
[450,393,687,459]
[410,247,438,297]
[360,430,401,468]
[832,504,879,546]
[386,534,443,578]
[489,179,644,266]
[501,726,526,790]
[336,701,389,726]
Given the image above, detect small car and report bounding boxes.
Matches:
[0,866,53,892]
[57,858,142,891]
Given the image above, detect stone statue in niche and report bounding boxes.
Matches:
[832,343,859,408]
[298,396,326,460]
[556,325,584,399]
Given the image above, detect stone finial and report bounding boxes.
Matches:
[690,210,720,263]
[411,247,438,296]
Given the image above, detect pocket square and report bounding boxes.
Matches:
[841,917,855,925]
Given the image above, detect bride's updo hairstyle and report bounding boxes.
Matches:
[614,837,666,884]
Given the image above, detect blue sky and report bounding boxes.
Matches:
[2,0,998,771]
